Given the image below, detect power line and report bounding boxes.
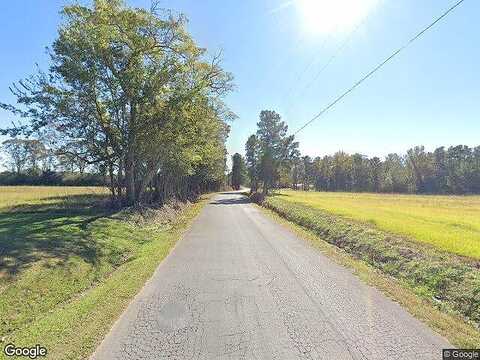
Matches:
[302,13,372,93]
[280,34,331,109]
[293,0,466,136]
[283,14,372,117]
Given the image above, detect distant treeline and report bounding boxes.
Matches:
[242,110,480,195]
[0,171,106,186]
[290,145,480,194]
[1,138,106,186]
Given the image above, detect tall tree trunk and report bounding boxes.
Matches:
[262,179,268,196]
[125,150,135,205]
[116,156,123,202]
[108,162,116,205]
[125,103,137,205]
[137,167,157,203]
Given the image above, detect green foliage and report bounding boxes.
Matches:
[242,113,478,195]
[0,171,106,186]
[1,139,50,174]
[245,110,298,195]
[245,134,260,192]
[231,153,246,190]
[1,0,235,205]
[299,145,480,194]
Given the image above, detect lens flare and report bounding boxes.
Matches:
[296,0,379,34]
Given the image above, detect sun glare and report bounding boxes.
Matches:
[296,0,379,35]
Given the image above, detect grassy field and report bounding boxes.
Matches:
[0,186,208,360]
[258,204,480,348]
[275,190,480,259]
[0,186,109,209]
[263,190,480,344]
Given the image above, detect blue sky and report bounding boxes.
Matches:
[0,0,478,163]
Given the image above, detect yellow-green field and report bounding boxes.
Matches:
[264,189,480,335]
[0,186,109,209]
[276,190,480,259]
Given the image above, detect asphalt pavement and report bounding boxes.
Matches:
[91,191,450,360]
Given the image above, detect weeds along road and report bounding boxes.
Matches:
[92,192,449,360]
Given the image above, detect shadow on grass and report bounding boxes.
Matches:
[0,194,116,278]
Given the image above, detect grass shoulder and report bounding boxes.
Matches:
[255,194,480,348]
[0,187,211,360]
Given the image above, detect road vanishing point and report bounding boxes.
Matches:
[92,192,450,360]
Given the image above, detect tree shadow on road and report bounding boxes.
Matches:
[210,197,251,206]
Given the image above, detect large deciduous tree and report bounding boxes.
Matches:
[1,139,50,174]
[2,139,29,174]
[1,0,234,205]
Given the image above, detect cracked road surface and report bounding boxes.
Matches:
[92,192,449,360]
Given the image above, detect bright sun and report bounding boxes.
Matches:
[296,0,379,35]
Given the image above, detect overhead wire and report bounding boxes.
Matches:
[282,8,375,119]
[301,14,372,93]
[293,0,466,135]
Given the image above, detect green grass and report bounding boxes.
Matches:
[0,186,109,209]
[275,190,480,259]
[257,204,480,348]
[262,192,480,336]
[0,186,209,359]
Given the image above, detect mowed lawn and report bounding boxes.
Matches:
[0,186,207,359]
[276,190,480,259]
[0,186,110,285]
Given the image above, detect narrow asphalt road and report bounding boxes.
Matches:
[92,192,449,360]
